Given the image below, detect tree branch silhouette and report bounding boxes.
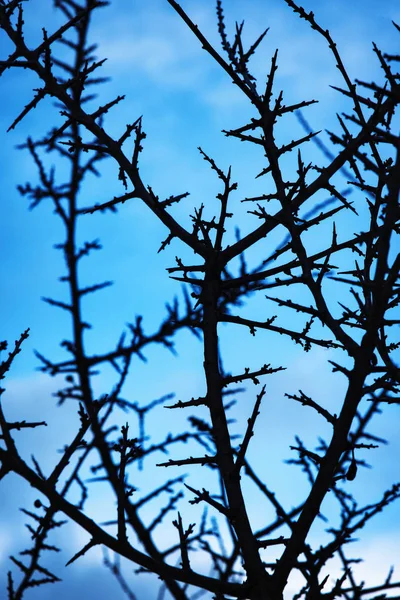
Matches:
[0,1,399,599]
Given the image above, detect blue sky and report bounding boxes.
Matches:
[1,0,400,599]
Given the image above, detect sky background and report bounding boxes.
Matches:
[1,0,400,599]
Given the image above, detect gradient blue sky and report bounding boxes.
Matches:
[1,1,400,599]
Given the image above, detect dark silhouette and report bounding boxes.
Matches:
[0,1,399,599]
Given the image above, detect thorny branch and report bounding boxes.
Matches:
[0,1,399,599]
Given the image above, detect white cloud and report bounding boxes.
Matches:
[353,534,399,586]
[0,528,12,566]
[91,6,215,91]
